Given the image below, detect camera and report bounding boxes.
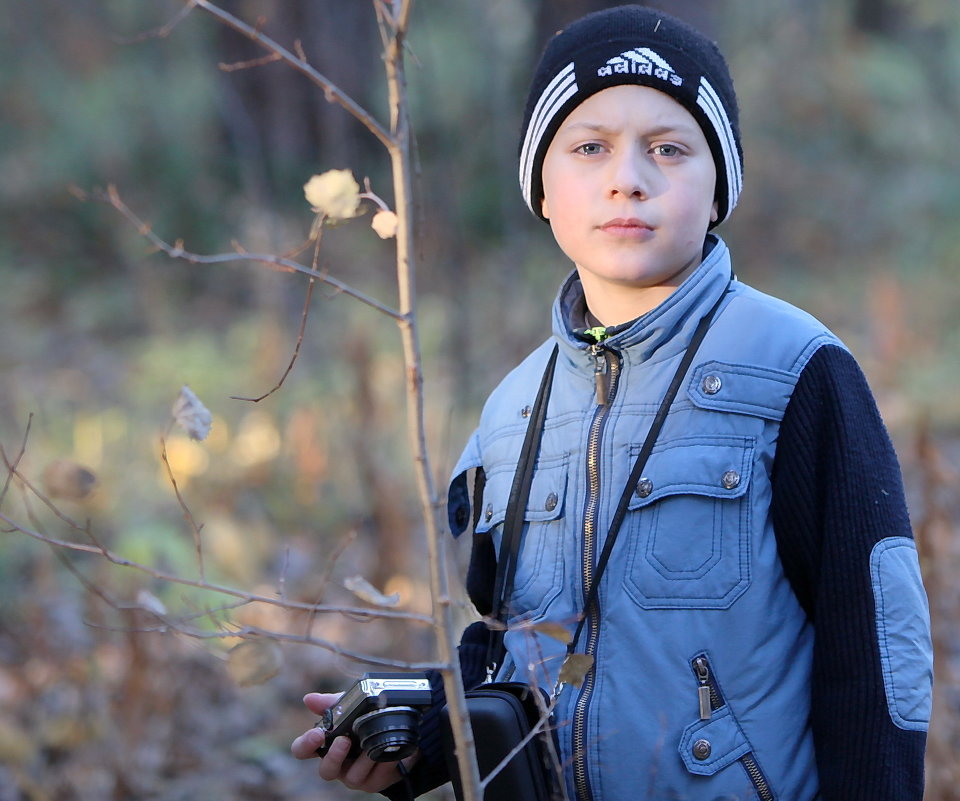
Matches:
[316,672,433,762]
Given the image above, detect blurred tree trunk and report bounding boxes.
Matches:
[851,0,901,35]
[215,0,382,186]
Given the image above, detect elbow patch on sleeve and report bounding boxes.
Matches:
[448,432,482,538]
[870,537,933,731]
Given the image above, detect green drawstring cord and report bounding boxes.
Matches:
[583,325,609,343]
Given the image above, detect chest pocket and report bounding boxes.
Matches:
[475,452,569,616]
[623,435,754,610]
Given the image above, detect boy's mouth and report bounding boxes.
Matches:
[599,218,654,236]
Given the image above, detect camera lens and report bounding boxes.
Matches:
[353,707,422,762]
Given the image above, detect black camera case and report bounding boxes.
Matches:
[441,682,560,801]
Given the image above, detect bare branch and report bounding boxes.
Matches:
[395,0,415,36]
[0,414,32,509]
[0,510,431,624]
[160,437,206,580]
[113,0,198,44]
[91,185,402,321]
[479,694,561,792]
[218,51,283,72]
[230,236,321,403]
[189,0,394,149]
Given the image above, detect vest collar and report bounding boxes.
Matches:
[552,235,733,370]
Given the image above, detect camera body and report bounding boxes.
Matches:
[316,672,433,762]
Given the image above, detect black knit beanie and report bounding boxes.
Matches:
[519,5,743,227]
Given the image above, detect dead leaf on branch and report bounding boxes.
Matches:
[343,575,400,607]
[528,621,572,644]
[557,653,594,690]
[227,639,283,687]
[304,169,361,221]
[172,385,213,441]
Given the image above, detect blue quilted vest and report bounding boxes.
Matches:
[448,238,869,800]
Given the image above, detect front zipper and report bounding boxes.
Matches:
[572,346,620,801]
[689,654,776,801]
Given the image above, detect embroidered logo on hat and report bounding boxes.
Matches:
[598,48,683,87]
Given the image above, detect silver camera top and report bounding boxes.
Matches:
[327,675,431,727]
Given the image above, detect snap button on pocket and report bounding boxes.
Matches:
[520,405,532,418]
[693,738,712,760]
[721,470,741,490]
[635,478,654,498]
[484,503,493,522]
[702,375,722,395]
[545,492,558,512]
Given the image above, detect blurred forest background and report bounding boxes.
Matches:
[0,0,958,798]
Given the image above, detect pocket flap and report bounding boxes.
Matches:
[688,361,797,421]
[678,706,751,776]
[475,455,568,535]
[627,436,754,510]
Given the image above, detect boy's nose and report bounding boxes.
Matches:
[608,149,654,199]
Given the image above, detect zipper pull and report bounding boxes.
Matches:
[591,344,609,405]
[694,657,712,721]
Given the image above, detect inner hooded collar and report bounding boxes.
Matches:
[552,234,733,369]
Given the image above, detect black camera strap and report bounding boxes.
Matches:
[567,283,729,657]
[488,282,730,676]
[486,344,559,672]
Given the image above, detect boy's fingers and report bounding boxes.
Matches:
[317,737,353,781]
[290,727,325,760]
[303,692,340,715]
[341,753,379,790]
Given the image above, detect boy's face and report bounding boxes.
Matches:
[540,85,718,323]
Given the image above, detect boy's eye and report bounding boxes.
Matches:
[575,142,604,156]
[652,144,682,157]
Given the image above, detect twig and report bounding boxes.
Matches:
[218,51,283,72]
[479,692,560,791]
[0,510,431,624]
[305,529,357,638]
[113,0,198,44]
[160,436,206,581]
[188,0,394,149]
[0,413,32,509]
[230,234,322,403]
[84,185,403,321]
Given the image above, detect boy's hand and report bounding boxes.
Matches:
[291,692,419,793]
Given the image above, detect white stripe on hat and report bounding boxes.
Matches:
[519,63,578,209]
[627,47,674,72]
[697,76,742,218]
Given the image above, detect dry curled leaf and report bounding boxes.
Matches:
[172,385,213,441]
[528,621,572,644]
[370,209,398,239]
[304,169,361,220]
[558,653,594,689]
[227,639,283,687]
[343,575,400,607]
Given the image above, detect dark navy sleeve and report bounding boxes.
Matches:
[771,344,929,801]
[381,623,490,800]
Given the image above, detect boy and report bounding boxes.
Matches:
[292,6,933,800]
